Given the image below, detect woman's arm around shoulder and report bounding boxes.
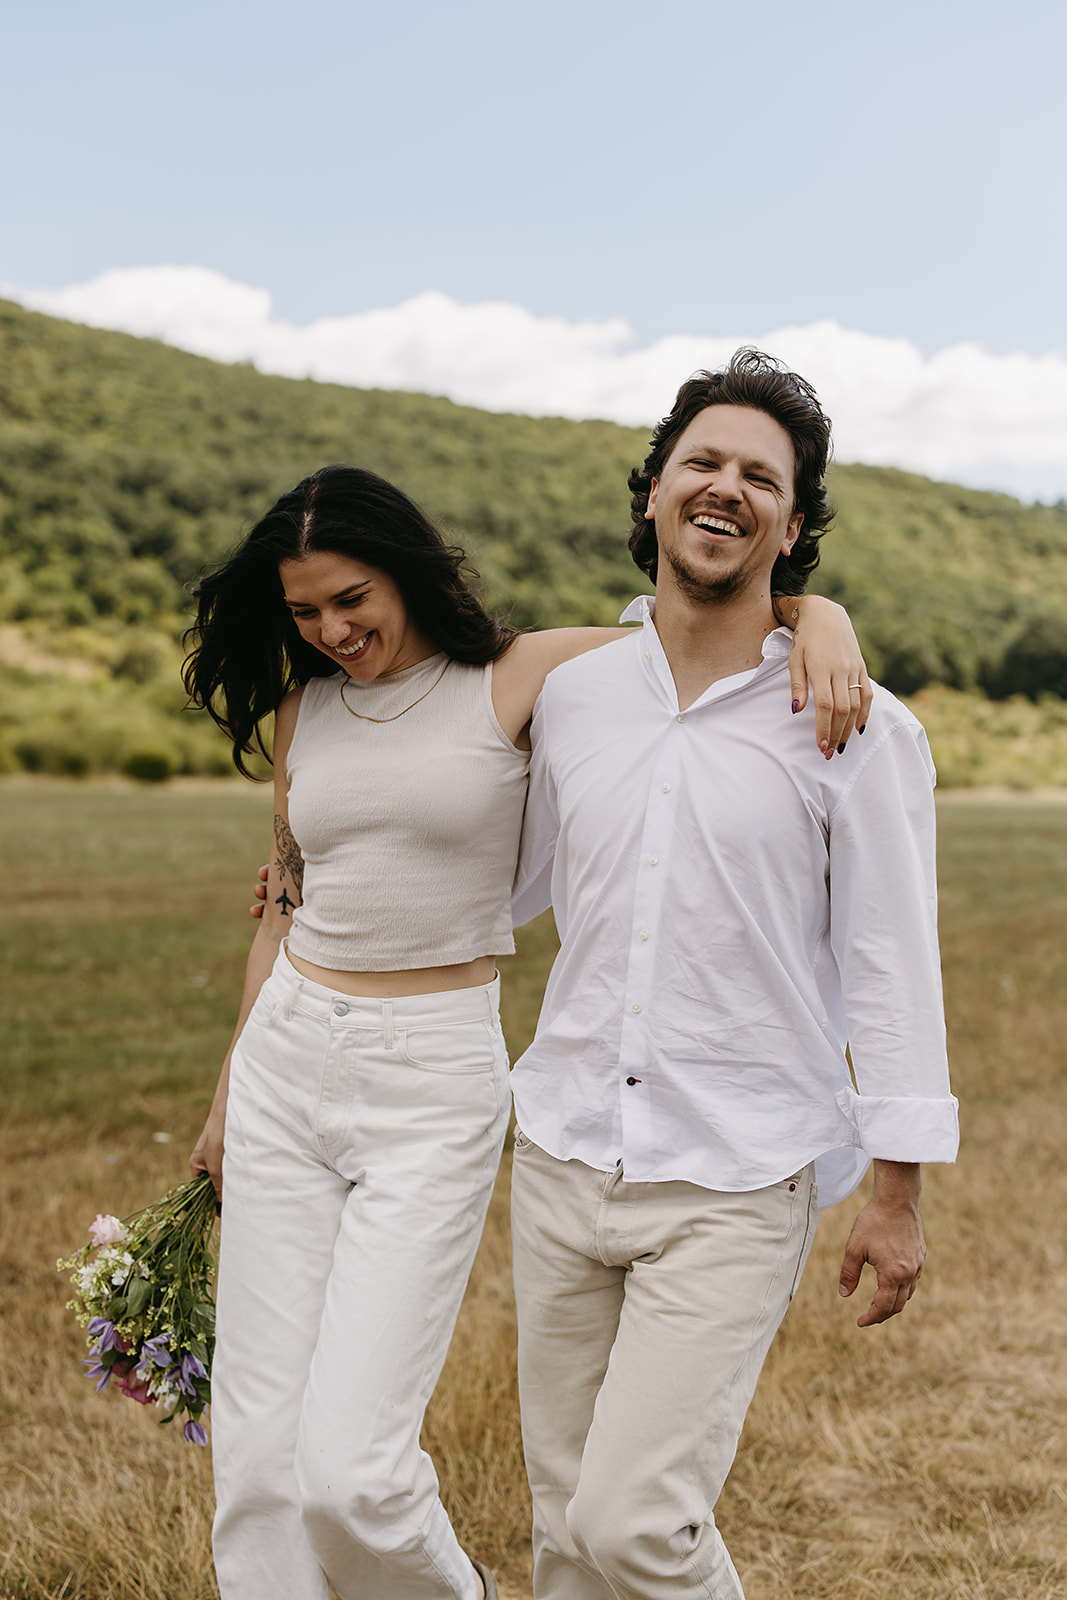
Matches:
[780,594,874,758]
[491,626,634,747]
[189,688,304,1203]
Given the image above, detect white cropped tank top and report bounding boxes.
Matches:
[285,653,530,971]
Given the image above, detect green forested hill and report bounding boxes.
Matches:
[1,297,1066,781]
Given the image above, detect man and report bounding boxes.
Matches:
[509,348,959,1600]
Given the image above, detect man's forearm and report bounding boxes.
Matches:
[871,1159,923,1207]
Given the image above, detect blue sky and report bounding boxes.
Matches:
[5,0,1064,355]
[4,1,1066,499]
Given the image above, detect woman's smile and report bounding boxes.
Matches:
[334,630,371,659]
[279,551,436,679]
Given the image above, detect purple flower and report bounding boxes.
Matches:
[176,1352,207,1396]
[183,1420,208,1446]
[87,1317,122,1353]
[141,1335,172,1369]
[82,1357,112,1391]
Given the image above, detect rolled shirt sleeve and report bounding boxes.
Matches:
[829,720,960,1164]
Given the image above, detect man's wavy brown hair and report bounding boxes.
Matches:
[627,347,834,596]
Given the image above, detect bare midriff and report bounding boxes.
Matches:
[284,948,497,998]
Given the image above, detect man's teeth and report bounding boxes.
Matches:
[337,633,370,657]
[692,516,741,535]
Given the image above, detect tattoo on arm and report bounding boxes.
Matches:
[273,814,305,914]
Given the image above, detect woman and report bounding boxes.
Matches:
[184,464,870,1600]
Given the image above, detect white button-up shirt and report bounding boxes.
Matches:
[511,597,959,1210]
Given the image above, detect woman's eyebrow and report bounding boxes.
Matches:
[284,582,371,607]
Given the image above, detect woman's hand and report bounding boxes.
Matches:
[190,1097,227,1209]
[782,595,873,758]
[250,863,269,920]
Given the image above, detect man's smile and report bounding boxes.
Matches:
[690,514,744,538]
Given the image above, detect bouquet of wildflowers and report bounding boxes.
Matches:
[58,1171,218,1445]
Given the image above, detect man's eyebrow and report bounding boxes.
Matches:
[284,582,371,608]
[744,458,786,481]
[686,447,786,483]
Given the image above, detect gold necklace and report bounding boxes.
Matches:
[339,659,449,723]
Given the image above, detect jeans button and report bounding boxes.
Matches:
[333,1001,349,1017]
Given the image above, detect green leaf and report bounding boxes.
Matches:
[126,1277,152,1318]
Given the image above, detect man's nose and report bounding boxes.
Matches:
[709,465,744,502]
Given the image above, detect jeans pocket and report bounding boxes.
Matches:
[399,1018,497,1074]
[241,981,279,1035]
[790,1171,819,1300]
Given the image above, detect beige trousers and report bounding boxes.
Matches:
[510,1133,818,1600]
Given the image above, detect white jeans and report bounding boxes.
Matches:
[211,947,511,1600]
[510,1134,818,1600]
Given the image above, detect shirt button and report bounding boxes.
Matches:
[661,783,671,793]
[643,651,651,661]
[639,931,649,941]
[333,1001,349,1017]
[676,713,686,723]
[648,856,658,866]
[631,1003,641,1013]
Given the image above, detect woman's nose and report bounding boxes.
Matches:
[319,612,349,645]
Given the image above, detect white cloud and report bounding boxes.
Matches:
[5,265,1067,503]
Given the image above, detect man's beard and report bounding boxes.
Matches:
[663,544,750,604]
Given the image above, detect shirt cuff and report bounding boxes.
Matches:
[837,1090,960,1164]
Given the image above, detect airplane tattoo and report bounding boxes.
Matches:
[273,813,305,916]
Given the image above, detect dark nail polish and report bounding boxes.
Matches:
[791,699,800,714]
[857,724,866,735]
[837,742,846,754]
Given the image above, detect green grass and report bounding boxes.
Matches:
[3,780,271,1137]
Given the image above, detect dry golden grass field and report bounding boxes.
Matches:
[2,777,1066,1599]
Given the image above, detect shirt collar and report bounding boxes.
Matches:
[619,594,793,709]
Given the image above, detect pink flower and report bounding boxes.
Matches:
[88,1214,126,1247]
[111,1361,153,1405]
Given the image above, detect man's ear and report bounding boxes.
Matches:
[645,479,659,520]
[781,510,803,556]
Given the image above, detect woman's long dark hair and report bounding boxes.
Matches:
[183,466,515,776]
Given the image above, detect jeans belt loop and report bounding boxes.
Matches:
[382,998,395,1051]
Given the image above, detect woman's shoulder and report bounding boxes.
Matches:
[276,684,305,724]
[496,626,634,687]
[284,671,345,712]
[489,628,637,744]
[277,675,338,741]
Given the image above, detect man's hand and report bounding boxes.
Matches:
[250,862,268,919]
[838,1160,925,1327]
